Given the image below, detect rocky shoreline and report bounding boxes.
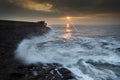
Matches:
[0,20,75,80]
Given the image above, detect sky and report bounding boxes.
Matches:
[0,0,120,24]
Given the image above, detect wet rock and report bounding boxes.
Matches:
[7,63,75,80]
[58,68,74,79]
[116,48,120,52]
[100,42,108,47]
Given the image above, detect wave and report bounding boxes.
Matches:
[15,29,120,80]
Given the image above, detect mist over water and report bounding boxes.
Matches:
[15,24,120,80]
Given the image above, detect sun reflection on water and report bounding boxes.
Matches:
[62,23,72,39]
[66,23,70,28]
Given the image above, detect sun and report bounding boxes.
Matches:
[66,16,71,21]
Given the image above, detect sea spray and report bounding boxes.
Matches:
[15,29,120,80]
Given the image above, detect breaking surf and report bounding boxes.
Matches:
[15,25,120,80]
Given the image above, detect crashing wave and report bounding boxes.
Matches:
[15,29,120,80]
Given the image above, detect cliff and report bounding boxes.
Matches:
[0,20,74,80]
[0,20,50,79]
[0,20,50,50]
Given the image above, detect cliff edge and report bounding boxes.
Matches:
[0,20,74,80]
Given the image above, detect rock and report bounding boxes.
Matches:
[0,20,74,80]
[8,73,25,80]
[100,42,108,47]
[116,48,120,52]
[6,63,75,80]
[58,68,74,79]
[0,20,51,80]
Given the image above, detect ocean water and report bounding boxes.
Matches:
[15,24,120,80]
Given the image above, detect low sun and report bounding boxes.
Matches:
[66,16,71,21]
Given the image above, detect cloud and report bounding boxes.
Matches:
[34,0,120,16]
[0,0,120,19]
[9,0,53,12]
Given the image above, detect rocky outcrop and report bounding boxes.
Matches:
[0,20,74,80]
[0,20,50,56]
[7,63,75,80]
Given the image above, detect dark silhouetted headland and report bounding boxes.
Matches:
[0,20,51,58]
[0,20,74,80]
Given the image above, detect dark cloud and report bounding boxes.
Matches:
[34,0,120,15]
[0,0,120,19]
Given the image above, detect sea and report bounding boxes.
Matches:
[15,24,120,80]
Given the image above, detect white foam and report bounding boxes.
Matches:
[15,29,120,80]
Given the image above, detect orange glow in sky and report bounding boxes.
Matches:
[66,16,71,21]
[9,0,53,12]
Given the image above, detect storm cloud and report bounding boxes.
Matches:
[0,0,120,19]
[35,0,120,15]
